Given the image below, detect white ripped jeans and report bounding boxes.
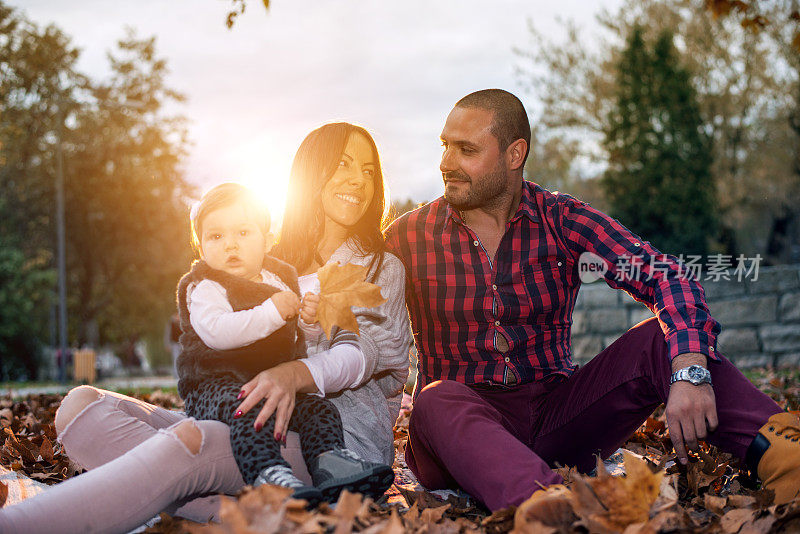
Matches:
[0,387,293,534]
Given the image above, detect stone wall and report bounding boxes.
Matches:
[571,265,800,367]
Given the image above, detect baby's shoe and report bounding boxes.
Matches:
[308,448,394,501]
[746,412,800,504]
[254,464,323,506]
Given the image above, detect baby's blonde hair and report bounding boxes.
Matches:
[190,183,270,252]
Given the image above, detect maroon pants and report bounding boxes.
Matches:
[406,318,782,511]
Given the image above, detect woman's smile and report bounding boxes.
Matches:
[334,192,364,206]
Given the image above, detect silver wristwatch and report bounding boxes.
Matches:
[669,364,712,386]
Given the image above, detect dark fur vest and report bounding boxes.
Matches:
[175,257,305,399]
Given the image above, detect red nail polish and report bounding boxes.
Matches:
[255,422,263,431]
[237,390,245,400]
[234,410,242,419]
[275,432,282,441]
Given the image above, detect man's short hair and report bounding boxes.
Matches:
[456,89,531,166]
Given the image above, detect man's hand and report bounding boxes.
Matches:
[271,291,300,320]
[665,353,718,465]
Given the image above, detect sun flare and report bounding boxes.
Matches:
[227,139,292,232]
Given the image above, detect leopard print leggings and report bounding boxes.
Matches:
[184,374,344,484]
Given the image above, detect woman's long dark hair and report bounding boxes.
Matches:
[273,122,389,281]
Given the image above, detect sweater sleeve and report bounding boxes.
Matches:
[299,342,366,396]
[351,253,412,398]
[188,279,287,351]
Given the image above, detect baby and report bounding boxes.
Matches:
[175,182,392,504]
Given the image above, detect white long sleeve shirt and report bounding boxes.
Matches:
[187,269,366,396]
[297,272,366,395]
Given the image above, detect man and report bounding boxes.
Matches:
[385,89,799,511]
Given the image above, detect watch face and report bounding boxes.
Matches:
[688,365,706,383]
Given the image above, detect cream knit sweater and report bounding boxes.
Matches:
[305,240,412,465]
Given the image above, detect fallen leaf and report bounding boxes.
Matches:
[361,509,405,534]
[317,262,386,338]
[644,510,688,532]
[572,452,664,534]
[513,485,576,533]
[704,494,727,515]
[334,490,364,534]
[728,495,756,509]
[0,409,12,427]
[420,504,450,523]
[721,508,755,533]
[0,480,7,508]
[651,474,679,514]
[39,436,54,463]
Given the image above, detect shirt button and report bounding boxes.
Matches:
[473,240,479,246]
[494,320,500,326]
[557,261,562,266]
[504,357,510,362]
[709,347,714,352]
[634,242,641,246]
[492,284,497,290]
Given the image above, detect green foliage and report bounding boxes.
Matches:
[63,29,194,346]
[602,27,716,256]
[517,0,798,260]
[0,233,55,380]
[0,3,194,374]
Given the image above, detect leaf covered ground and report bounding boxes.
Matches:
[0,370,798,533]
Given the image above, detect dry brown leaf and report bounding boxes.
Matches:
[333,490,364,534]
[405,501,420,523]
[651,474,679,514]
[721,508,755,533]
[620,521,654,534]
[644,510,688,532]
[728,495,757,509]
[420,504,450,523]
[39,435,54,463]
[572,452,664,534]
[0,409,12,427]
[0,480,7,508]
[704,494,727,515]
[481,506,517,532]
[383,509,405,534]
[513,485,576,533]
[361,509,405,534]
[317,262,386,338]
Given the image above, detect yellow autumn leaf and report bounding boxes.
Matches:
[571,452,664,534]
[317,262,386,339]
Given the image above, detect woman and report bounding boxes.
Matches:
[0,123,411,534]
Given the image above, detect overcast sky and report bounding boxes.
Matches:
[13,0,621,222]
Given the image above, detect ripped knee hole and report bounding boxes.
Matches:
[55,386,102,435]
[171,421,203,455]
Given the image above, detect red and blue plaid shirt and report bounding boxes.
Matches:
[385,180,720,389]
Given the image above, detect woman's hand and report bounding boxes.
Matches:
[234,361,316,441]
[300,293,320,324]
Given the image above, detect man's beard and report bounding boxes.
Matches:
[443,164,509,211]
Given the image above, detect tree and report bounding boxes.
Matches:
[63,30,194,347]
[0,212,55,380]
[706,0,800,50]
[0,2,193,375]
[602,27,716,256]
[225,0,271,28]
[0,3,82,377]
[516,0,796,260]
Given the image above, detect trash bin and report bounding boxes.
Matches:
[74,349,96,383]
